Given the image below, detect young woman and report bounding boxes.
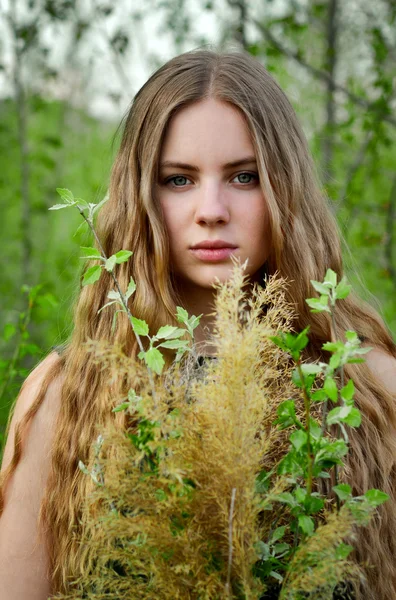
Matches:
[1,48,396,600]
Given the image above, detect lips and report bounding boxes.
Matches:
[191,240,237,249]
[190,245,238,263]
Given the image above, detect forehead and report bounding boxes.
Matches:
[159,98,255,166]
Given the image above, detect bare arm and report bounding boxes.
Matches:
[0,352,62,600]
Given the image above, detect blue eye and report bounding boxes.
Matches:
[164,172,259,188]
[166,175,191,187]
[234,172,258,184]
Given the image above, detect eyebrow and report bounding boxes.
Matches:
[159,156,257,172]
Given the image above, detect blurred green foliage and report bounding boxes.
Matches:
[0,96,114,446]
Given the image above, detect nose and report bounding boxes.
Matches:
[194,180,230,226]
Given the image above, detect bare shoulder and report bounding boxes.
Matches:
[364,346,396,395]
[1,350,64,487]
[0,351,64,598]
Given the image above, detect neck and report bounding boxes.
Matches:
[174,283,217,357]
[174,275,262,358]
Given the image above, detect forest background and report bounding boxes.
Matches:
[0,0,395,456]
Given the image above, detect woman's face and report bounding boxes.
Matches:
[156,98,271,295]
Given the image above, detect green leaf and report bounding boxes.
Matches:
[270,334,289,353]
[345,330,358,342]
[364,489,389,507]
[290,429,307,451]
[291,368,303,388]
[336,543,353,560]
[115,250,133,263]
[305,495,324,514]
[48,203,73,210]
[82,265,102,286]
[78,460,90,476]
[275,399,296,428]
[327,406,347,426]
[255,470,271,494]
[187,315,202,331]
[270,526,286,543]
[305,297,331,313]
[335,276,351,300]
[126,277,136,299]
[298,515,314,536]
[324,376,338,402]
[176,306,189,323]
[80,246,101,259]
[269,570,284,582]
[322,341,344,352]
[333,483,352,501]
[143,347,165,375]
[56,187,74,203]
[105,255,117,272]
[328,405,361,427]
[309,418,322,441]
[352,347,371,355]
[75,197,89,210]
[274,492,296,507]
[130,316,149,336]
[324,268,337,287]
[156,325,185,340]
[158,339,189,350]
[3,323,16,342]
[294,327,310,352]
[300,363,322,376]
[329,353,341,370]
[255,541,270,561]
[310,280,331,295]
[112,402,130,413]
[107,290,121,301]
[294,487,306,503]
[311,389,327,402]
[343,407,361,427]
[272,542,289,556]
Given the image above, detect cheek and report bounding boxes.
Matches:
[242,202,270,239]
[161,202,186,247]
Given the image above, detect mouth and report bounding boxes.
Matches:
[190,247,238,262]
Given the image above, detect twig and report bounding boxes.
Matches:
[225,487,237,598]
[322,0,339,184]
[78,209,157,405]
[91,0,133,99]
[251,18,396,128]
[225,0,249,49]
[330,310,341,511]
[8,4,32,285]
[296,360,314,497]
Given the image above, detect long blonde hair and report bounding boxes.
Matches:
[1,48,396,598]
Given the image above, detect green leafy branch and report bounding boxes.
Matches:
[256,269,389,588]
[49,189,201,381]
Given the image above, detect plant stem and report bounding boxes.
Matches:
[79,210,157,404]
[330,302,342,511]
[225,487,237,598]
[296,360,313,498]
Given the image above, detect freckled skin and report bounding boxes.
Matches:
[156,98,271,298]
